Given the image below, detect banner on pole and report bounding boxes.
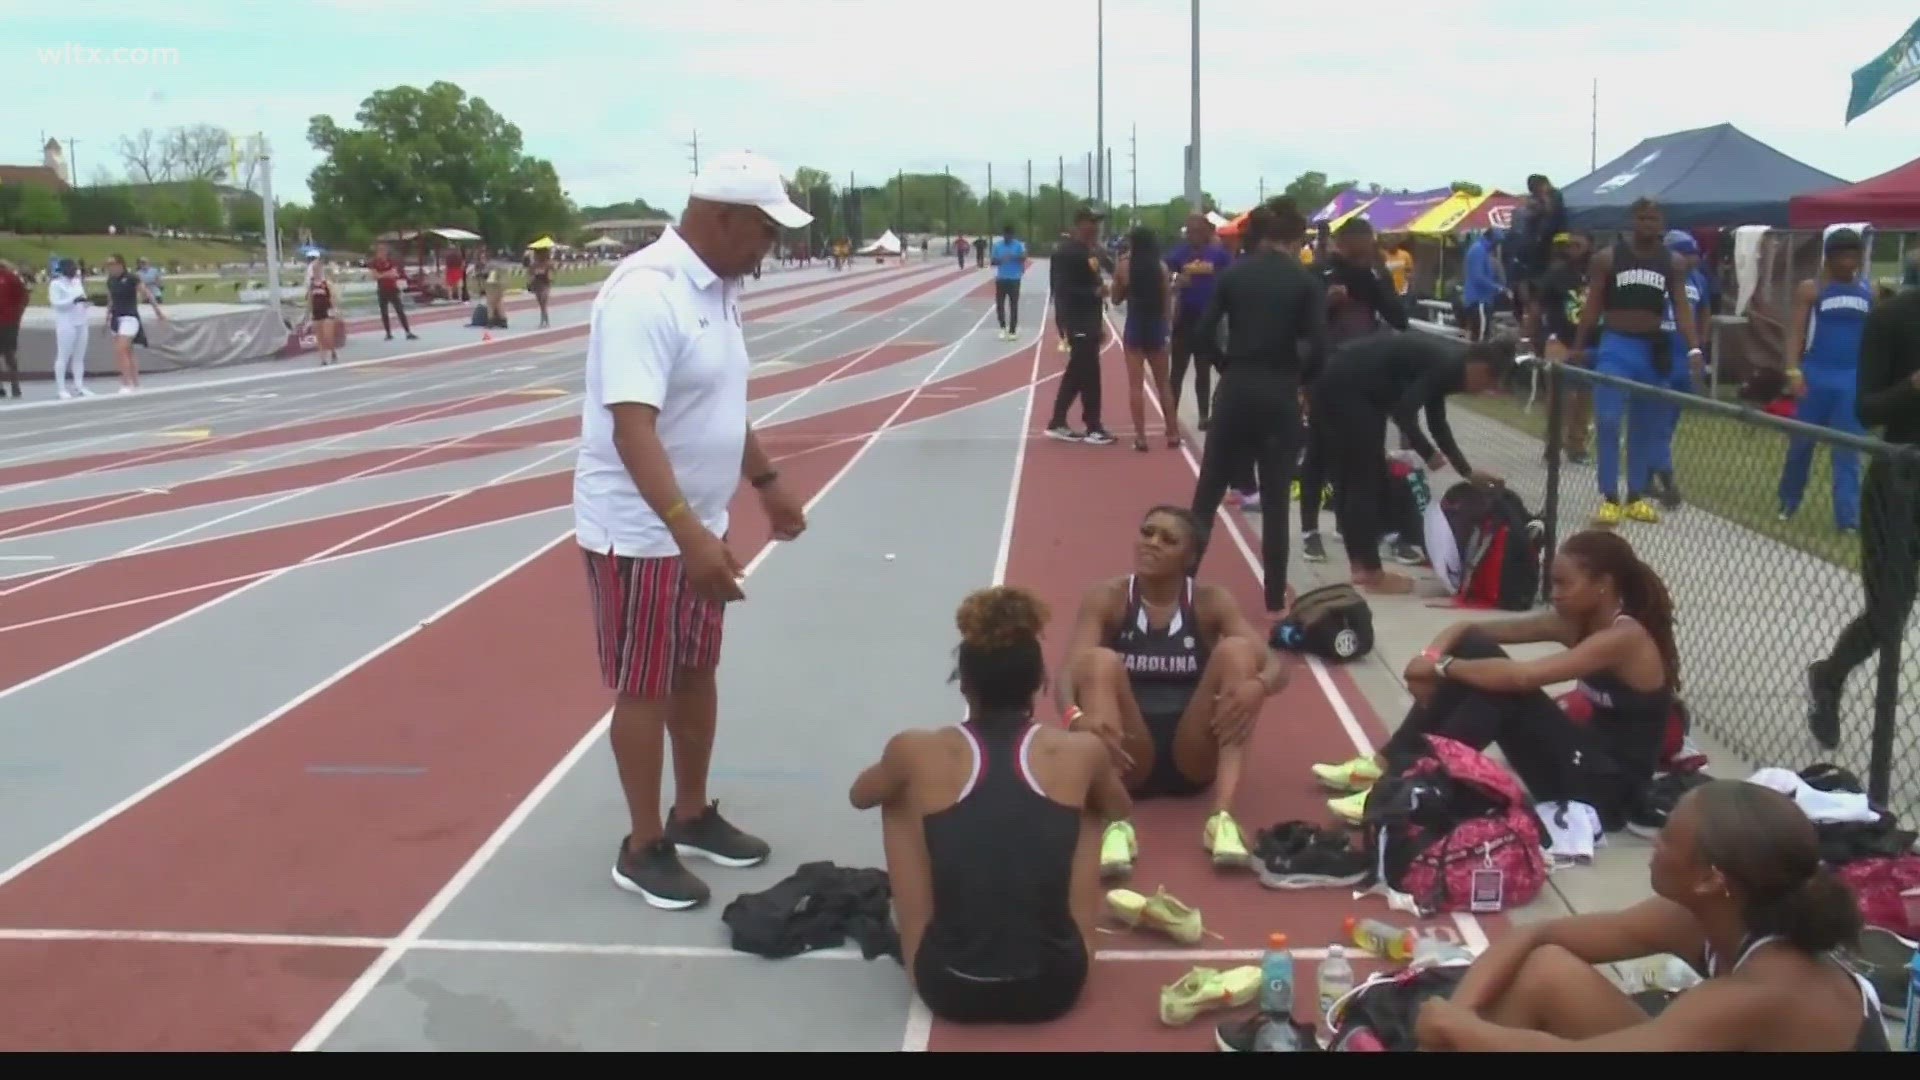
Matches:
[1846,16,1920,124]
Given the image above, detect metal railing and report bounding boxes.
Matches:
[1534,362,1919,815]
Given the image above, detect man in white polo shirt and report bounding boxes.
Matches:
[575,150,812,911]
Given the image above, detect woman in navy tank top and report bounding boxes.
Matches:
[1416,780,1892,1051]
[1311,530,1679,834]
[1053,505,1292,880]
[850,587,1130,1024]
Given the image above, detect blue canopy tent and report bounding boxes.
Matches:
[1561,123,1845,229]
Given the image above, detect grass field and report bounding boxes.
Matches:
[1459,388,1862,573]
[0,233,261,271]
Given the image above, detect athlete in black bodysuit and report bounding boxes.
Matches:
[1055,505,1291,878]
[850,587,1129,1024]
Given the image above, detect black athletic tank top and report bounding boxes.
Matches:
[1695,933,1891,1051]
[1106,575,1209,685]
[920,715,1083,979]
[106,272,140,319]
[1572,614,1671,781]
[1602,239,1670,318]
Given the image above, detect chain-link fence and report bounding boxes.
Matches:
[1521,362,1920,817]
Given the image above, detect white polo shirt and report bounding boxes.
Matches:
[574,228,748,559]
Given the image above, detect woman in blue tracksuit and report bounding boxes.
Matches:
[1647,230,1712,508]
[1570,198,1704,526]
[1776,228,1872,534]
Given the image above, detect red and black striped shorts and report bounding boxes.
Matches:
[581,547,725,699]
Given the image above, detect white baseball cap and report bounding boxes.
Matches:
[690,150,814,230]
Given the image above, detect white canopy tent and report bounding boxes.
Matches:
[855,229,903,256]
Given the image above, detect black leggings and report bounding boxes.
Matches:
[1821,457,1920,684]
[1309,394,1393,572]
[914,933,1088,1024]
[994,279,1021,332]
[1191,368,1302,612]
[1384,630,1635,827]
[1047,324,1104,431]
[1169,311,1212,423]
[377,291,413,336]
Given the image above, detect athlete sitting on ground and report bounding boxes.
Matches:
[1310,530,1676,832]
[1054,505,1292,877]
[1416,779,1891,1051]
[849,586,1129,1025]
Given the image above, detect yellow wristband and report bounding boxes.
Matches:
[663,500,690,520]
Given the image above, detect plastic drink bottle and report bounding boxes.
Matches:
[1260,932,1294,1016]
[1318,944,1356,1021]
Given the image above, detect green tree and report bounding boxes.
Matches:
[182,179,226,233]
[13,186,67,234]
[1280,171,1356,217]
[305,81,577,250]
[1450,181,1485,197]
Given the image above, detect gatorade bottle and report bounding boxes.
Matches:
[1344,915,1413,961]
[1260,932,1295,1017]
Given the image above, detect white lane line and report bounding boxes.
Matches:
[1111,311,1492,955]
[293,303,1002,1052]
[899,289,1055,1054]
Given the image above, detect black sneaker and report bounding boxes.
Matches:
[667,800,771,868]
[1082,428,1116,446]
[612,834,710,910]
[1044,425,1083,442]
[1301,532,1327,563]
[1390,540,1426,566]
[1253,821,1369,890]
[1807,661,1842,751]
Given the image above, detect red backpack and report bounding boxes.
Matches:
[1360,734,1549,917]
[1436,482,1547,611]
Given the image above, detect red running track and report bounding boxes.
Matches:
[0,330,1039,1051]
[922,330,1509,1052]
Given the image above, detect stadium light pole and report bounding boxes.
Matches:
[1185,0,1202,212]
[1096,0,1105,218]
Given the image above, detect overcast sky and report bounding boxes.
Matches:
[7,0,1918,217]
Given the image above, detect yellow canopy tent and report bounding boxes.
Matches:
[527,236,556,250]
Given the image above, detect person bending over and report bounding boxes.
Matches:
[1415,779,1890,1051]
[1302,330,1505,593]
[850,586,1129,1024]
[1054,505,1292,877]
[1311,530,1674,830]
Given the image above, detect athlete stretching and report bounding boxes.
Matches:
[1054,506,1291,878]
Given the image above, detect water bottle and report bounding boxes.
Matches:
[1408,467,1431,513]
[1260,932,1295,1016]
[1903,948,1918,1052]
[1318,944,1355,1022]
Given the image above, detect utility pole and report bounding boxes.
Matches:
[1025,159,1033,240]
[686,130,699,175]
[1185,0,1201,211]
[1129,124,1137,223]
[1590,78,1599,170]
[1095,0,1105,212]
[67,137,80,187]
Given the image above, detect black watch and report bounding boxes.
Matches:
[749,469,779,489]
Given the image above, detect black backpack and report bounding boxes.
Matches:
[1270,583,1374,661]
[1327,963,1469,1051]
[1437,482,1546,611]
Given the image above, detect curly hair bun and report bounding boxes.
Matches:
[955,586,1049,650]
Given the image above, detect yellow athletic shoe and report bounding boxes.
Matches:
[1159,965,1262,1026]
[1624,498,1660,523]
[1594,500,1625,526]
[1203,810,1250,868]
[1107,885,1206,945]
[1310,755,1383,793]
[1100,819,1138,882]
[1328,788,1369,825]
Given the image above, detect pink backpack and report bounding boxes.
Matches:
[1360,734,1549,917]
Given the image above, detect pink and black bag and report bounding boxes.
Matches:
[1359,734,1549,917]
